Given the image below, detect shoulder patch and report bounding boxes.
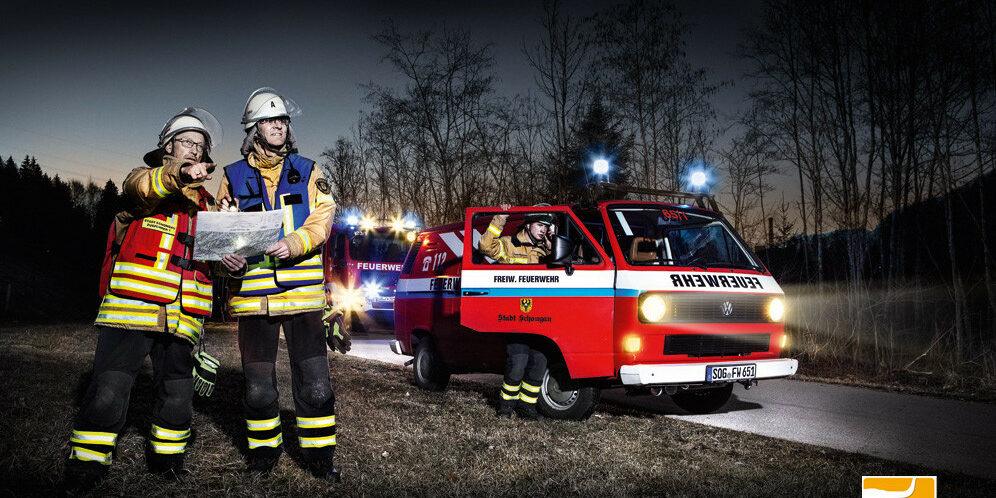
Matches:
[316,178,331,195]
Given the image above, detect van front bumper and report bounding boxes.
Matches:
[619,358,798,386]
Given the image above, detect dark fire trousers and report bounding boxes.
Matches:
[500,343,547,405]
[67,326,194,472]
[239,310,336,462]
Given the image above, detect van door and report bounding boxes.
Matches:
[460,206,616,378]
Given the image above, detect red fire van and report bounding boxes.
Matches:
[390,197,797,419]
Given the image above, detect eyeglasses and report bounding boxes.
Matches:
[259,117,289,126]
[173,137,206,152]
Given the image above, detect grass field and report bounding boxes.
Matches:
[1,322,994,497]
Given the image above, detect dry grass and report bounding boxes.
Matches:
[783,283,996,401]
[1,322,994,497]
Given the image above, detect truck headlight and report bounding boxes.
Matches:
[768,297,785,322]
[639,294,668,322]
[362,282,381,299]
[337,287,366,311]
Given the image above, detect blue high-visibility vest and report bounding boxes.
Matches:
[223,154,324,296]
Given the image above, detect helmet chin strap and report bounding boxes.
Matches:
[524,225,541,245]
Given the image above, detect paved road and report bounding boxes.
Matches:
[348,334,996,479]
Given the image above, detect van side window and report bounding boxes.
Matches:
[576,209,612,263]
[472,211,601,266]
[563,219,602,265]
[400,235,421,275]
[334,232,346,260]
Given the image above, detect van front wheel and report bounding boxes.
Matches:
[537,366,600,420]
[413,340,450,391]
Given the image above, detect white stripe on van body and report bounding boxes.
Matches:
[439,231,464,257]
[462,269,614,289]
[615,270,782,295]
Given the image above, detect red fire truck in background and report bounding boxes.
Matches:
[390,188,797,419]
[323,213,419,333]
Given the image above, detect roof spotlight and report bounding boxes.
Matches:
[690,171,707,188]
[593,158,610,176]
[346,215,359,226]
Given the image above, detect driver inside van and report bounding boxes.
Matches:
[478,203,555,264]
[476,203,553,420]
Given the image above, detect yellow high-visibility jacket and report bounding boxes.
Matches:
[477,215,550,264]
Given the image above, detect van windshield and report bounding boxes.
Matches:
[348,230,411,263]
[607,207,760,270]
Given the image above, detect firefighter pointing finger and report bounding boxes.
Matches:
[218,87,340,481]
[477,204,552,420]
[62,108,235,492]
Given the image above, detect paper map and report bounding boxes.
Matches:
[193,210,285,260]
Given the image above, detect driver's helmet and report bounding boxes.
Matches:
[524,213,554,226]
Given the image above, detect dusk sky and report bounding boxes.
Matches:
[1,0,760,193]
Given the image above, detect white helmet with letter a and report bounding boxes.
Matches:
[241,87,301,130]
[145,107,223,166]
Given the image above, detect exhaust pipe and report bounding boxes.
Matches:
[649,386,680,396]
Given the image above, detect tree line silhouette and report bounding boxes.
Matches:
[0,156,119,319]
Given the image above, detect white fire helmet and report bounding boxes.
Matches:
[157,107,223,149]
[241,87,301,130]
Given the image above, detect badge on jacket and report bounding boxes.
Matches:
[316,178,331,195]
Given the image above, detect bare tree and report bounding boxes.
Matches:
[319,137,367,216]
[591,0,720,193]
[366,22,498,225]
[523,0,593,166]
[719,122,778,246]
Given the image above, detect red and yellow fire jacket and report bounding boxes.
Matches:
[95,156,215,345]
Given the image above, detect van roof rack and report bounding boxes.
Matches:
[587,182,721,213]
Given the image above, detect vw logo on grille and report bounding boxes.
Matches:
[721,301,733,316]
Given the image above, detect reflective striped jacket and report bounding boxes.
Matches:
[478,215,551,264]
[221,154,333,316]
[95,160,214,344]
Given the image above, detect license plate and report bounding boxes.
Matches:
[706,363,756,382]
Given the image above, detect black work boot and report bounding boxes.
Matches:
[496,399,515,418]
[148,454,189,482]
[515,402,544,421]
[306,457,341,483]
[61,461,108,496]
[246,455,280,476]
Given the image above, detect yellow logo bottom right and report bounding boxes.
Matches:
[861,476,936,498]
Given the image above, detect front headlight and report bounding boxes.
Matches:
[337,287,366,311]
[362,282,381,299]
[639,294,668,322]
[768,297,785,322]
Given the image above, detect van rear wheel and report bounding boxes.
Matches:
[670,384,733,414]
[537,365,600,420]
[413,340,450,391]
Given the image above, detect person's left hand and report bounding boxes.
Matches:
[544,225,556,249]
[221,253,247,273]
[265,239,292,259]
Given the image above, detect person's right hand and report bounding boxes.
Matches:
[219,196,240,212]
[221,253,247,273]
[180,162,214,184]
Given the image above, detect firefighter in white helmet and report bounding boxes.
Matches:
[62,108,244,492]
[217,87,340,480]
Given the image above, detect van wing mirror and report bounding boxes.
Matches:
[550,235,571,264]
[547,235,575,275]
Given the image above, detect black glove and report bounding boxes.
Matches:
[323,306,351,354]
